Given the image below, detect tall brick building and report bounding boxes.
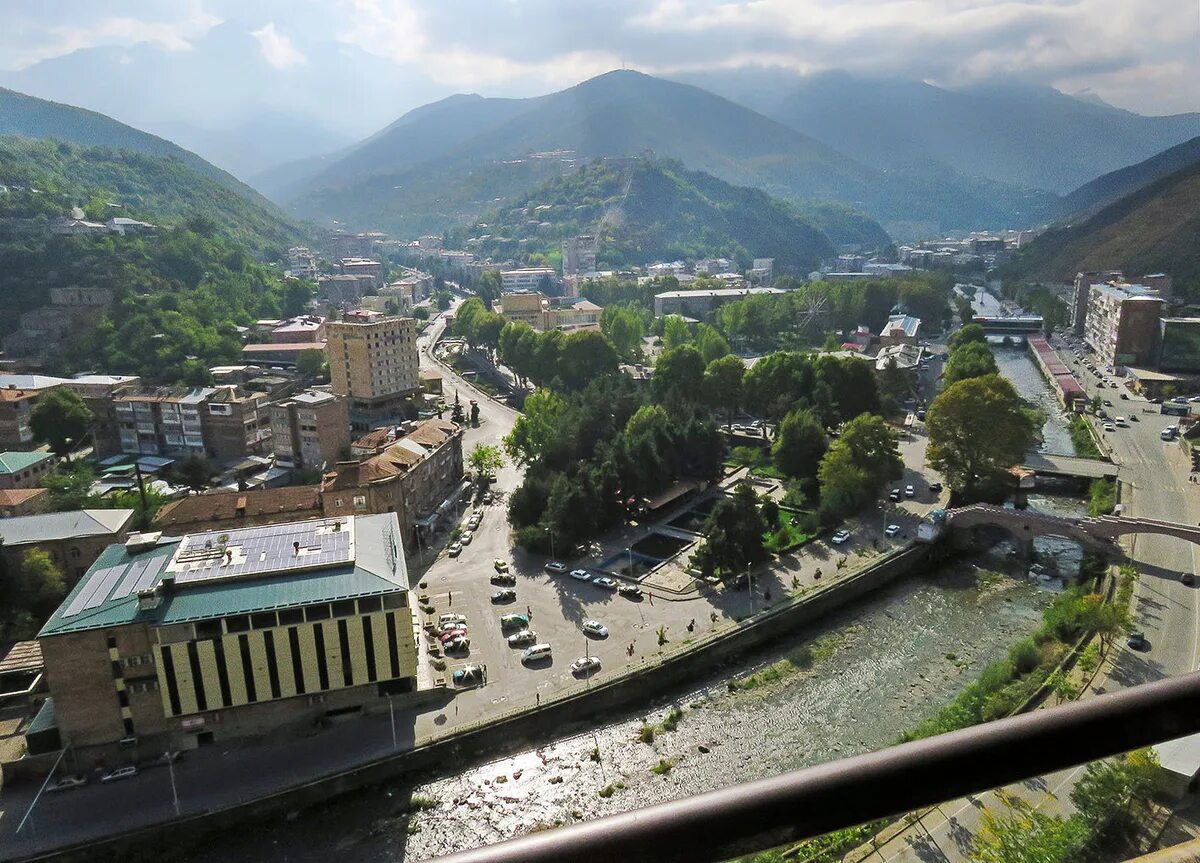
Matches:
[325,311,420,426]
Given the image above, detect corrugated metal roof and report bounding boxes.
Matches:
[0,509,134,545]
[0,450,52,475]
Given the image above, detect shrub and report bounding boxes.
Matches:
[1009,638,1041,675]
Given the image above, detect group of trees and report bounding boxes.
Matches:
[711,272,955,352]
[497,321,619,392]
[942,323,999,385]
[0,548,68,641]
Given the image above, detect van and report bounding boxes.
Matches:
[438,613,467,626]
[521,643,552,663]
[1162,425,1179,441]
[1114,417,1126,427]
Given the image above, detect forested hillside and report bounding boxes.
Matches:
[450,160,886,274]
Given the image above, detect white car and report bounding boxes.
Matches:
[571,656,602,676]
[884,524,901,538]
[544,561,568,575]
[904,484,915,498]
[100,765,138,784]
[447,542,462,557]
[582,619,609,638]
[592,576,618,590]
[507,629,538,646]
[569,569,591,582]
[830,530,851,545]
[438,613,467,626]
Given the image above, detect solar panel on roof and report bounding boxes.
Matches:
[132,556,167,594]
[82,564,128,611]
[110,559,151,600]
[169,518,356,585]
[62,566,125,618]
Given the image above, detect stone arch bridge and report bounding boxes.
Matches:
[944,505,1200,557]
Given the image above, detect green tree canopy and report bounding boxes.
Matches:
[692,483,769,579]
[662,315,691,349]
[949,322,987,349]
[295,348,327,380]
[600,305,645,361]
[772,407,828,479]
[926,374,1036,497]
[944,339,999,385]
[504,388,567,466]
[702,354,745,428]
[653,345,706,406]
[467,443,505,479]
[557,330,618,391]
[694,324,731,364]
[30,387,92,456]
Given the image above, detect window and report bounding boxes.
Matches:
[331,599,356,618]
[195,619,222,640]
[277,608,304,626]
[251,612,277,630]
[304,604,331,622]
[117,689,129,707]
[70,546,81,559]
[123,718,135,736]
[106,635,117,650]
[358,596,383,614]
[225,615,250,634]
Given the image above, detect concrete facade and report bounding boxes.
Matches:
[1084,283,1166,368]
[0,450,54,489]
[269,390,350,470]
[326,312,420,423]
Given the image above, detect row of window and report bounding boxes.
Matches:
[183,593,406,641]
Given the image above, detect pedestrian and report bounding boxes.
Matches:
[527,604,532,619]
[536,692,540,707]
[647,591,654,605]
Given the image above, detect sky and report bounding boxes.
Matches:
[2,0,1197,138]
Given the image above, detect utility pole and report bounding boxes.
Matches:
[133,460,149,524]
[389,696,397,750]
[167,753,181,816]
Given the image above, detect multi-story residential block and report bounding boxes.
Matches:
[321,419,464,545]
[1,288,114,363]
[339,258,383,287]
[269,315,327,344]
[35,513,416,766]
[0,509,135,582]
[0,374,141,456]
[318,274,370,306]
[1083,283,1167,368]
[204,386,272,462]
[561,236,597,294]
[500,267,557,292]
[287,247,318,280]
[270,390,350,470]
[326,311,420,425]
[496,293,602,333]
[0,450,54,490]
[878,315,921,347]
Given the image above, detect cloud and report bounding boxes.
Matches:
[251,22,306,69]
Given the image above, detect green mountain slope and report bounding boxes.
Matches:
[1003,159,1200,294]
[450,159,874,274]
[1053,136,1200,221]
[280,70,1042,236]
[0,137,302,250]
[0,87,298,244]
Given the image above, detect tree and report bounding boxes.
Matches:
[1070,750,1158,852]
[653,345,705,406]
[14,548,68,624]
[557,330,618,391]
[40,462,96,511]
[435,290,451,311]
[973,794,1088,863]
[840,414,904,488]
[772,408,828,479]
[944,339,999,385]
[295,348,326,380]
[467,443,504,482]
[281,280,314,317]
[948,322,987,350]
[601,306,645,360]
[692,483,769,579]
[926,374,1036,497]
[477,270,502,309]
[662,315,691,349]
[702,355,744,428]
[694,324,730,364]
[816,414,902,522]
[176,454,215,491]
[412,306,430,321]
[30,387,92,457]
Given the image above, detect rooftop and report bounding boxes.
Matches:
[39,513,409,637]
[0,487,49,509]
[655,288,784,300]
[0,450,53,475]
[242,341,327,354]
[0,640,43,675]
[151,487,321,532]
[0,509,134,546]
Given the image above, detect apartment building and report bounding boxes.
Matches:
[496,293,602,333]
[204,386,272,462]
[1083,283,1167,368]
[654,287,784,318]
[339,258,383,287]
[0,451,54,490]
[36,514,416,766]
[500,268,557,292]
[114,385,269,462]
[0,374,140,456]
[321,419,464,546]
[0,385,38,451]
[270,390,350,470]
[326,311,420,425]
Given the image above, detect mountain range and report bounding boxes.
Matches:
[269,70,1059,239]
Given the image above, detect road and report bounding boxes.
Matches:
[871,331,1200,862]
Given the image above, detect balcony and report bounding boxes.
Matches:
[431,674,1200,863]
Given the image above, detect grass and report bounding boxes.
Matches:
[660,707,684,732]
[729,634,841,692]
[1088,477,1117,517]
[638,724,656,744]
[764,508,817,554]
[651,759,674,775]
[727,446,786,480]
[1069,415,1103,458]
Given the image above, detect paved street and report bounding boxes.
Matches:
[865,331,1200,862]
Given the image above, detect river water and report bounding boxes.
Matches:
[197,289,1087,862]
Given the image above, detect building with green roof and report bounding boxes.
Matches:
[36,513,418,766]
[0,449,54,490]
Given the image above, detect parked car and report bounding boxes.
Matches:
[1127,631,1147,650]
[438,621,468,634]
[582,619,609,638]
[100,766,138,784]
[439,628,469,643]
[444,635,471,652]
[452,665,485,686]
[888,488,901,502]
[1103,424,1116,433]
[618,584,644,599]
[884,524,901,538]
[507,629,538,646]
[916,409,926,421]
[48,775,88,792]
[569,568,591,582]
[592,576,618,590]
[544,561,568,575]
[438,613,467,626]
[491,589,517,603]
[522,643,553,664]
[459,532,473,546]
[493,559,509,572]
[447,542,462,557]
[570,656,602,676]
[1182,572,1196,587]
[499,613,530,630]
[830,529,851,545]
[490,573,516,586]
[928,482,943,494]
[904,484,915,498]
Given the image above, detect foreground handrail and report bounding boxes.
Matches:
[431,672,1200,863]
